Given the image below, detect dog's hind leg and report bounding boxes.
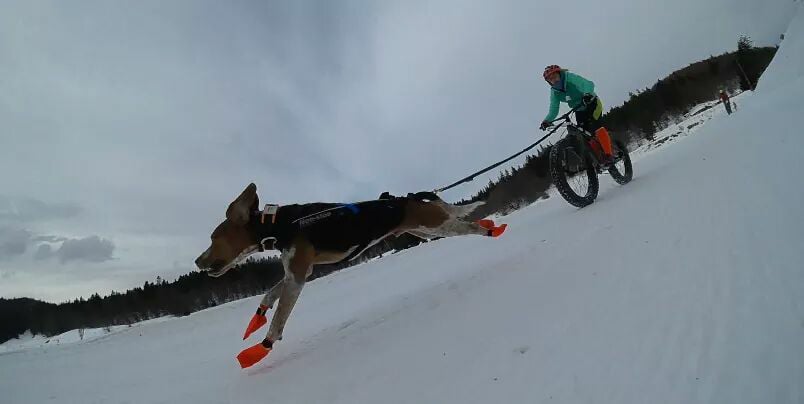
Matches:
[441,200,485,218]
[401,200,505,238]
[419,219,489,238]
[406,229,437,240]
[422,217,507,238]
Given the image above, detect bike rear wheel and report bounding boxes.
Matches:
[607,139,633,185]
[549,137,599,207]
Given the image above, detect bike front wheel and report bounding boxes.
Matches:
[549,137,599,207]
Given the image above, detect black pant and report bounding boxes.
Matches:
[575,98,603,133]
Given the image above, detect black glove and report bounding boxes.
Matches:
[540,121,552,131]
[582,93,597,106]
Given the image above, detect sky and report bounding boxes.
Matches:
[0,0,797,302]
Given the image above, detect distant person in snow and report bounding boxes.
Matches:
[719,89,732,115]
[540,65,613,164]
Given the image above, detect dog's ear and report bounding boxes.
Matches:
[226,183,259,224]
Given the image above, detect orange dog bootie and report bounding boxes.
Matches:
[243,305,269,340]
[476,219,507,237]
[489,224,507,238]
[476,219,495,230]
[237,339,273,368]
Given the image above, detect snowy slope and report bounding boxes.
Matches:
[757,8,804,96]
[3,7,804,404]
[631,90,750,157]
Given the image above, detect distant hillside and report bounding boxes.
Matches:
[602,45,776,140]
[0,298,56,343]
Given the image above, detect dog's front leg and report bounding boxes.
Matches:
[261,279,284,308]
[236,242,313,368]
[266,270,306,343]
[242,279,284,340]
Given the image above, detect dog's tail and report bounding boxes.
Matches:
[444,200,485,218]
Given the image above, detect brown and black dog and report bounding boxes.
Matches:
[194,183,506,368]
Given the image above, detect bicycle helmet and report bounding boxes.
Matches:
[543,65,562,82]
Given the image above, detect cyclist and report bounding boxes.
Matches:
[539,65,613,164]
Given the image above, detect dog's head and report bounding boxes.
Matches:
[195,183,262,277]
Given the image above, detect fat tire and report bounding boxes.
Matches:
[549,137,599,208]
[607,140,633,185]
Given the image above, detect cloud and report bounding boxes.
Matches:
[0,196,82,225]
[54,236,115,264]
[32,235,69,243]
[0,226,114,264]
[34,243,54,261]
[0,227,32,259]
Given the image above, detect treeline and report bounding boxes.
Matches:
[0,40,780,344]
[602,43,775,140]
[0,234,425,344]
[0,259,282,343]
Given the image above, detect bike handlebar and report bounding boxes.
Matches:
[540,106,582,133]
[549,106,582,124]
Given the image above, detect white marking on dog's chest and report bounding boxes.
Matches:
[220,245,259,274]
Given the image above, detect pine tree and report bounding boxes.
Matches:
[737,35,753,52]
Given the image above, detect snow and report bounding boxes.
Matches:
[630,91,749,157]
[0,317,175,355]
[756,5,804,96]
[3,5,804,404]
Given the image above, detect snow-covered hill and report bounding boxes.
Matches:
[3,6,804,404]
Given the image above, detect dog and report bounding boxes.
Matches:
[194,183,506,368]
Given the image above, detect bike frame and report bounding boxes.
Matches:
[548,110,608,168]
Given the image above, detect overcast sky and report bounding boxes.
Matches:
[1,0,797,302]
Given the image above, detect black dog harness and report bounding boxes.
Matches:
[250,192,438,263]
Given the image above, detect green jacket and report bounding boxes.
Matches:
[544,70,596,122]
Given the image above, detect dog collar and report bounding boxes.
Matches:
[257,236,277,252]
[261,204,279,224]
[253,204,280,252]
